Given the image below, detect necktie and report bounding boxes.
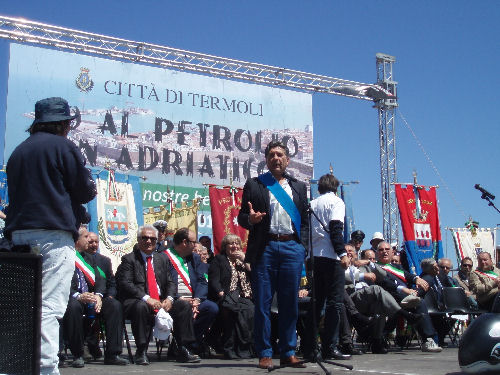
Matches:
[77,268,88,293]
[146,256,160,301]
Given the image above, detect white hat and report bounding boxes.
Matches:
[370,232,384,243]
[153,308,173,341]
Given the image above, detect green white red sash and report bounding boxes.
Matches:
[377,262,407,282]
[476,269,499,280]
[165,248,193,294]
[75,252,95,286]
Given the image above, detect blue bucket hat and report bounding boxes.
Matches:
[31,97,76,126]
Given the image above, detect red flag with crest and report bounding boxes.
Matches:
[208,185,248,254]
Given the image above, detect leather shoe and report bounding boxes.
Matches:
[104,354,130,365]
[71,357,85,368]
[258,357,273,369]
[371,339,389,354]
[339,343,364,355]
[323,348,351,360]
[176,346,201,363]
[280,355,306,368]
[134,351,150,365]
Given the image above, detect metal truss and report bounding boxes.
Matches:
[0,15,376,100]
[375,53,399,245]
[0,15,401,242]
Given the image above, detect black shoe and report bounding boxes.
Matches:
[71,357,85,368]
[223,350,238,360]
[323,349,351,360]
[88,344,103,360]
[104,354,130,365]
[371,339,389,354]
[339,344,364,355]
[134,351,150,366]
[177,346,201,363]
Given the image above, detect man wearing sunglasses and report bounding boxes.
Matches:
[437,258,456,287]
[116,225,199,365]
[453,257,478,309]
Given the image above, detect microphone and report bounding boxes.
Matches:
[475,184,495,200]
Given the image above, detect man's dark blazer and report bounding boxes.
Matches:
[165,250,208,300]
[375,263,418,301]
[115,245,176,302]
[94,252,116,298]
[70,251,106,297]
[238,172,309,264]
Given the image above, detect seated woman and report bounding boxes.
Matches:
[208,234,254,359]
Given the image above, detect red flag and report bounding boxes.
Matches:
[395,184,443,274]
[208,186,248,254]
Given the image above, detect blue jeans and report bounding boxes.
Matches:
[12,229,75,375]
[251,240,305,358]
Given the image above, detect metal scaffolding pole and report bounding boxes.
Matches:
[375,53,399,245]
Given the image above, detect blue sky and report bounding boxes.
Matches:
[1,1,499,264]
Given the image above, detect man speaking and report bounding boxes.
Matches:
[238,140,308,369]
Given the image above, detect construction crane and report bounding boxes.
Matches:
[0,15,399,244]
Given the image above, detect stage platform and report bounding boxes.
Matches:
[59,346,466,375]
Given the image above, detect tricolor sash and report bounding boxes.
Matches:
[165,248,193,294]
[75,252,95,286]
[97,266,106,279]
[476,269,499,281]
[377,262,407,283]
[258,172,301,239]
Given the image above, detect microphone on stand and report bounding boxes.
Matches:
[475,184,495,200]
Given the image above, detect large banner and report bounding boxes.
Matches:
[395,184,444,274]
[208,185,248,254]
[5,44,313,239]
[451,228,496,269]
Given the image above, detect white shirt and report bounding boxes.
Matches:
[269,178,294,235]
[309,192,345,260]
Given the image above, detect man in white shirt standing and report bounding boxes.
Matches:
[302,174,350,361]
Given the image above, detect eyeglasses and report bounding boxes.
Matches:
[140,236,157,242]
[378,247,391,251]
[462,264,473,268]
[185,239,197,245]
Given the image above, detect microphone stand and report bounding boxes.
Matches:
[481,194,500,215]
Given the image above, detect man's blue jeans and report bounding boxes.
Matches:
[12,229,75,375]
[251,239,305,358]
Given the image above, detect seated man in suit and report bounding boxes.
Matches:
[63,227,129,367]
[469,251,500,311]
[453,257,479,309]
[84,232,119,356]
[163,228,218,356]
[116,225,200,365]
[419,258,453,347]
[345,245,422,354]
[373,242,442,353]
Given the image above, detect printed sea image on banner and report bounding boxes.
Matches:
[5,44,313,238]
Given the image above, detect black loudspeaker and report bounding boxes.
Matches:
[0,252,42,375]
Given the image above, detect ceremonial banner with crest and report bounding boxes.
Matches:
[143,200,199,238]
[395,184,444,274]
[451,228,496,269]
[87,170,143,272]
[209,186,248,254]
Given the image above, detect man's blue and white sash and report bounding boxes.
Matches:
[258,172,301,239]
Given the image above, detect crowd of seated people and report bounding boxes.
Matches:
[58,224,492,369]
